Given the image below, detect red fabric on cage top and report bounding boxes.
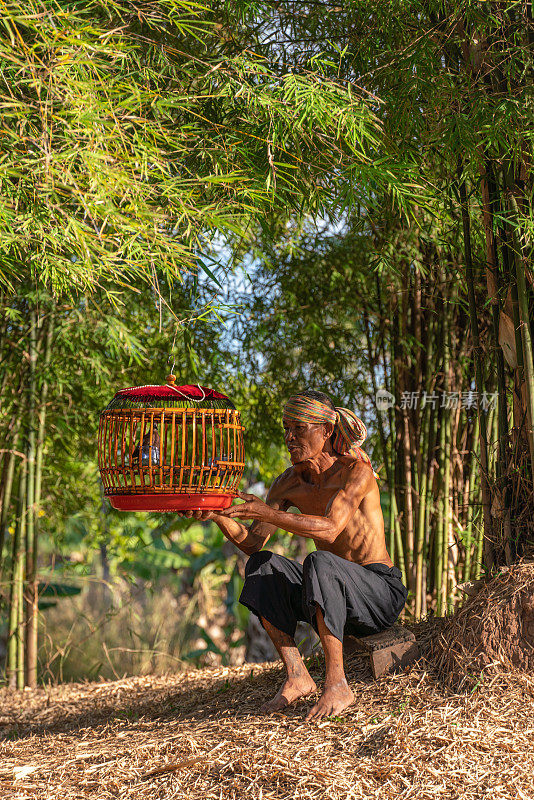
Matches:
[115,384,229,401]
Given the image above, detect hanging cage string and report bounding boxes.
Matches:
[167,343,206,402]
[166,382,207,402]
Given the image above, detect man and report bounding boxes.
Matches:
[186,390,407,722]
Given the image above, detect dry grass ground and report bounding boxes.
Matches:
[1,565,533,800]
[1,653,533,799]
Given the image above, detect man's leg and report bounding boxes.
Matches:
[304,606,354,722]
[301,550,408,722]
[239,551,316,712]
[259,618,316,712]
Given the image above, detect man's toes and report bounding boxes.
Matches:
[305,703,323,722]
[260,693,290,714]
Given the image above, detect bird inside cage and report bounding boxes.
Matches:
[131,425,160,467]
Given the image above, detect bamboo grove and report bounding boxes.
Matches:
[1,1,533,684]
[0,297,53,687]
[0,0,423,685]
[230,0,534,612]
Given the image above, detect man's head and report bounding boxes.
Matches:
[282,390,370,467]
[282,390,337,464]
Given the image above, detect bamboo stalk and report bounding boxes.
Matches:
[25,308,38,688]
[0,421,21,577]
[422,408,438,617]
[443,402,453,613]
[7,459,27,689]
[435,274,450,616]
[380,295,397,561]
[389,302,407,585]
[414,401,431,620]
[473,498,484,581]
[391,489,407,588]
[483,165,510,474]
[481,166,515,562]
[458,170,495,571]
[463,414,479,583]
[17,551,24,689]
[414,314,435,620]
[436,397,453,617]
[402,407,415,591]
[393,298,414,593]
[508,192,534,473]
[435,397,445,616]
[362,308,401,571]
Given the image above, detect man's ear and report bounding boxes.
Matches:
[323,421,334,439]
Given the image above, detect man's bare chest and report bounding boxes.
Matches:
[284,480,342,516]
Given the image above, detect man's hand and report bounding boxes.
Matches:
[175,510,217,520]
[175,491,281,555]
[219,490,274,522]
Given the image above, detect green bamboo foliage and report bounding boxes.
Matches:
[0,0,423,299]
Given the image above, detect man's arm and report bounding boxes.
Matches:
[221,462,373,545]
[185,477,289,556]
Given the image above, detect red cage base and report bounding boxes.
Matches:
[108,493,234,512]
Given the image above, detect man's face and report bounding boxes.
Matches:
[282,419,330,464]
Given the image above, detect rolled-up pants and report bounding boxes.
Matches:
[239,549,408,643]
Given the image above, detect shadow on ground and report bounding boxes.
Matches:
[0,652,379,739]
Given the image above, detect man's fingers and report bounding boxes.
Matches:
[237,490,255,501]
[222,508,252,518]
[188,510,217,520]
[221,508,242,517]
[222,502,250,513]
[176,510,216,520]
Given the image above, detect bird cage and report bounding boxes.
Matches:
[98,376,245,512]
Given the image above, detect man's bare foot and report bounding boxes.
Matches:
[261,674,317,713]
[304,679,354,722]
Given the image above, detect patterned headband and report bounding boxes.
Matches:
[283,395,378,477]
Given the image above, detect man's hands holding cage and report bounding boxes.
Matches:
[176,491,271,523]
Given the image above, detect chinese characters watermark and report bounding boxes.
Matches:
[375,388,497,412]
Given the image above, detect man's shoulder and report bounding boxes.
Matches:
[267,467,298,498]
[271,466,297,489]
[339,457,376,486]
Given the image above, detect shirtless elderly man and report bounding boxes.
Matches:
[186,390,407,721]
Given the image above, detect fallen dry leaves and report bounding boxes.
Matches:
[1,565,533,799]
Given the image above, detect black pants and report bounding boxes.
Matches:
[239,550,408,643]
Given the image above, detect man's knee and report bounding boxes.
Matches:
[244,549,276,577]
[303,550,336,578]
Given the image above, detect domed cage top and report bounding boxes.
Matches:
[98,377,245,511]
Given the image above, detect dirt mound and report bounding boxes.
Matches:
[432,562,534,688]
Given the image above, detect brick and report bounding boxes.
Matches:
[343,625,420,679]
